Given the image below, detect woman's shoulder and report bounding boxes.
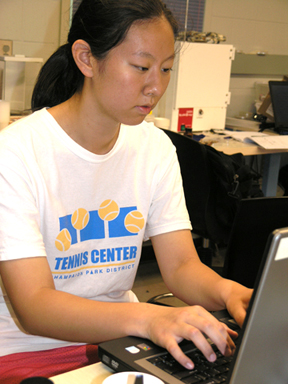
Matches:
[0,109,49,137]
[0,109,55,165]
[0,109,53,146]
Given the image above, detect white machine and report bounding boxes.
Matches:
[158,42,235,132]
[0,55,43,113]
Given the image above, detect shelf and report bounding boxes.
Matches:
[231,53,288,76]
[0,55,43,63]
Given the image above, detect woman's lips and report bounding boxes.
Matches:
[136,105,153,115]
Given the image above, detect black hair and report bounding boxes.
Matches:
[31,0,178,111]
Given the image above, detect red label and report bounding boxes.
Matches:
[177,108,194,132]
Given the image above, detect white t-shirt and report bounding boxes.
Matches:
[0,108,191,356]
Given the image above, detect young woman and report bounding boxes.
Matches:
[0,0,252,381]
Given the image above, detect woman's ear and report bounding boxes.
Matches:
[72,39,94,77]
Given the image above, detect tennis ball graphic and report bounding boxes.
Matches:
[98,200,120,221]
[124,210,145,233]
[71,208,90,230]
[55,228,72,252]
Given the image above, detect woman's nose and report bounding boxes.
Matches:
[143,72,167,98]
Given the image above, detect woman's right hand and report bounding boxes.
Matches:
[143,303,237,370]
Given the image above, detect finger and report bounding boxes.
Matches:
[167,319,218,364]
[220,323,238,356]
[184,324,218,363]
[226,324,239,339]
[165,338,195,370]
[205,324,236,357]
[184,308,236,357]
[163,321,218,369]
[222,332,236,357]
[186,322,235,361]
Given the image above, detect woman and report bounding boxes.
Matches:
[0,0,252,381]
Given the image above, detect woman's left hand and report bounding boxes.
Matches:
[221,280,253,327]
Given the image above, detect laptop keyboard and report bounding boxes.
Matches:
[148,344,232,384]
[147,315,240,384]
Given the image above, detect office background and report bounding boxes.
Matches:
[0,0,287,120]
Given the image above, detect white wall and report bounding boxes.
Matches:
[0,0,70,62]
[203,0,288,55]
[0,0,70,110]
[1,0,288,116]
[203,0,288,118]
[2,0,286,64]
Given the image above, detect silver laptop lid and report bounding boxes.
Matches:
[230,227,288,384]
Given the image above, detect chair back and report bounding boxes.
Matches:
[162,129,230,244]
[222,197,288,288]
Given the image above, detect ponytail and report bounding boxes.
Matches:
[31,44,83,111]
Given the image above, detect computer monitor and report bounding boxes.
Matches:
[269,80,288,133]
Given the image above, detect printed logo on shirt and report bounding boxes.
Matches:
[55,200,145,252]
[52,200,145,278]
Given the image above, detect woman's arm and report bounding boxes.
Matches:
[151,229,252,325]
[0,250,238,370]
[0,256,147,343]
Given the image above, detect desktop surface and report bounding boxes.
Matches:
[50,361,113,384]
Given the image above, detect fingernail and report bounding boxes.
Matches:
[209,353,216,362]
[186,362,194,370]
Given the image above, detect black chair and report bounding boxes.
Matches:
[222,196,288,288]
[161,129,232,266]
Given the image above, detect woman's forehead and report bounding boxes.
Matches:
[118,17,175,58]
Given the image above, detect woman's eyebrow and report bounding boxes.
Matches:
[132,51,175,61]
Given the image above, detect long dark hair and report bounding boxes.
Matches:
[31,0,178,111]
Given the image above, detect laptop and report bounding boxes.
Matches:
[99,227,288,384]
[269,80,288,134]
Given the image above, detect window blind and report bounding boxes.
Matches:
[72,0,205,32]
[165,0,205,32]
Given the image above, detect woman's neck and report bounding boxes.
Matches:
[48,95,120,155]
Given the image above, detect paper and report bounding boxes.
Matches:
[225,130,288,149]
[249,136,288,150]
[226,130,268,143]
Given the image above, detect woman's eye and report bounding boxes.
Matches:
[134,66,148,72]
[133,65,172,73]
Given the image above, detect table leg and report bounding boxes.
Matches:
[261,153,282,197]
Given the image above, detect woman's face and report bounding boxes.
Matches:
[88,16,175,127]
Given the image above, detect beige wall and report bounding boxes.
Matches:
[1,0,288,115]
[0,0,70,110]
[203,0,288,55]
[203,0,288,118]
[3,0,287,65]
[0,0,70,63]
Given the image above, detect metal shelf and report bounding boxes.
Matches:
[231,53,288,76]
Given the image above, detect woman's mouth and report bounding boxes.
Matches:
[136,105,153,115]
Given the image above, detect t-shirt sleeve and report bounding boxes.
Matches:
[0,143,46,261]
[143,131,192,240]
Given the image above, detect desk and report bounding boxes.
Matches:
[50,361,113,384]
[211,137,286,197]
